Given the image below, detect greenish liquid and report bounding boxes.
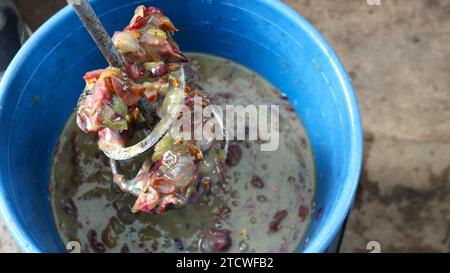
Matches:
[50,53,316,253]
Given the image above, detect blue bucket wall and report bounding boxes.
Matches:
[0,0,362,252]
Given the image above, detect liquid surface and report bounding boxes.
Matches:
[50,53,316,253]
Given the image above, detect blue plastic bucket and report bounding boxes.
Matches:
[0,0,362,252]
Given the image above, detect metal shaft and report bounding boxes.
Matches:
[67,0,124,67]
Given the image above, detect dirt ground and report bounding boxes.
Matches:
[1,0,449,253]
[283,0,450,252]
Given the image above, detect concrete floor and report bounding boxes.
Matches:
[1,0,449,253]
